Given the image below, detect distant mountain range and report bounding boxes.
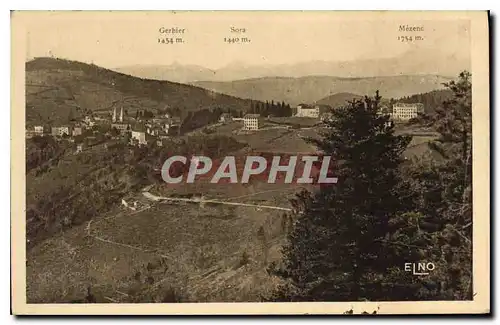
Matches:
[113,48,469,83]
[191,75,453,106]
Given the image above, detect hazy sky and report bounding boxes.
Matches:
[23,11,471,69]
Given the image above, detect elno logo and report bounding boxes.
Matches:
[404,262,436,276]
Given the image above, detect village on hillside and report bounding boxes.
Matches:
[25,100,425,147]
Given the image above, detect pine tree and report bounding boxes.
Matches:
[280,101,286,116]
[400,71,473,300]
[253,103,259,114]
[268,91,413,301]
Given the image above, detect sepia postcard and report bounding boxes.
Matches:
[11,11,490,315]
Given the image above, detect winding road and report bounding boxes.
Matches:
[142,191,292,212]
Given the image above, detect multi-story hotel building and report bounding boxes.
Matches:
[243,114,261,130]
[391,103,424,120]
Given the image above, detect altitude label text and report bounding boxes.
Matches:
[224,27,251,44]
[157,26,186,44]
[397,24,425,42]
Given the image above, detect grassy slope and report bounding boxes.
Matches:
[26,125,319,303]
[26,201,289,303]
[26,57,254,125]
[25,141,140,247]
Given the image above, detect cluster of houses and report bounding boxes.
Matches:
[226,105,332,132]
[26,123,86,139]
[26,106,182,148]
[26,101,425,147]
[217,103,335,132]
[108,107,181,146]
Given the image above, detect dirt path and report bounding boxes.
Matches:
[142,191,292,212]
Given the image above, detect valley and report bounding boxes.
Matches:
[25,58,442,304]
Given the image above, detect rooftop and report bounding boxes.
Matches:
[394,103,424,107]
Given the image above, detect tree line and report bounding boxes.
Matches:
[247,100,293,117]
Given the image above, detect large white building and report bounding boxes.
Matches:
[243,114,261,130]
[296,104,320,118]
[391,103,424,120]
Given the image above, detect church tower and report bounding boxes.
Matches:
[112,107,117,122]
[119,107,123,122]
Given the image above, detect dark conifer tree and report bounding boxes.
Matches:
[269,91,414,301]
[399,71,473,300]
[254,102,260,115]
[280,101,286,116]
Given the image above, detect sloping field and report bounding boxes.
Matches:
[26,200,290,303]
[233,128,318,154]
